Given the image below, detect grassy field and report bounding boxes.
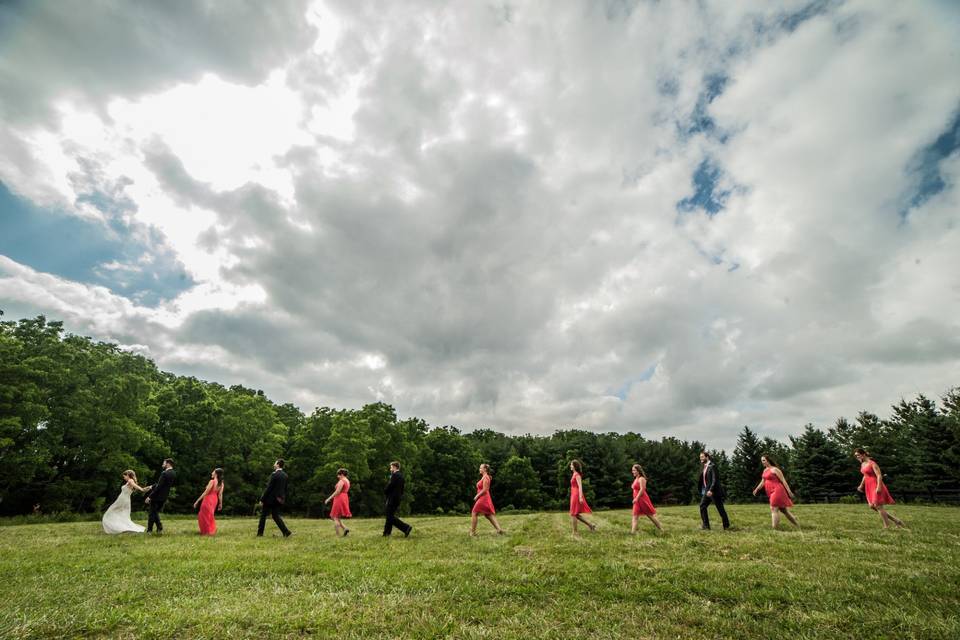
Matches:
[1,504,958,639]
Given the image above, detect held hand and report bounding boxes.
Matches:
[145,497,151,504]
[706,490,713,498]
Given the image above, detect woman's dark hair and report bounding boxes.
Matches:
[853,447,869,457]
[480,463,492,476]
[213,468,224,486]
[571,459,583,474]
[631,464,647,479]
[337,468,349,478]
[761,454,778,468]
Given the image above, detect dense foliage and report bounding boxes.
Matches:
[1,315,958,516]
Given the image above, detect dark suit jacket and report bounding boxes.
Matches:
[260,469,288,505]
[385,471,405,507]
[700,462,725,498]
[146,468,175,503]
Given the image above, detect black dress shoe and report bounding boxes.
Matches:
[404,527,412,538]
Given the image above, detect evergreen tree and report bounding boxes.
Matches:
[730,426,764,501]
[789,425,850,500]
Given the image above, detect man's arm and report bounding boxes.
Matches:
[385,473,398,495]
[260,473,277,503]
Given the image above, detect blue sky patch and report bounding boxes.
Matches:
[901,109,960,219]
[611,362,658,400]
[0,181,194,306]
[677,158,732,217]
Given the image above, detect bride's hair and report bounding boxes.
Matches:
[214,468,224,486]
[123,470,137,482]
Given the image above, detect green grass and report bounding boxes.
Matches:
[1,504,958,639]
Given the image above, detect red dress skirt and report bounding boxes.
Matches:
[472,477,496,515]
[631,478,656,516]
[762,468,793,508]
[861,462,895,506]
[330,479,352,518]
[198,485,219,535]
[569,473,592,515]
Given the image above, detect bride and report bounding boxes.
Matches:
[102,470,148,534]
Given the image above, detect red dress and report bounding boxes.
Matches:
[861,462,895,506]
[472,476,496,515]
[762,468,793,508]
[330,479,352,519]
[631,478,656,516]
[569,472,592,515]
[198,481,219,535]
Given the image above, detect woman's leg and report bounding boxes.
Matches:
[485,514,503,533]
[631,515,638,534]
[781,508,799,527]
[771,507,780,529]
[470,513,479,535]
[576,514,596,531]
[571,515,579,535]
[647,514,663,531]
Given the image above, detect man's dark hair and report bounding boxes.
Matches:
[164,458,174,467]
[700,451,711,459]
[390,461,401,470]
[276,459,285,469]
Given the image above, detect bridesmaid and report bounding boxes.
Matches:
[854,448,905,529]
[194,468,224,535]
[752,455,799,529]
[569,459,596,535]
[630,464,663,533]
[470,463,504,536]
[325,468,352,536]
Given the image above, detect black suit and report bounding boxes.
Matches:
[258,469,291,536]
[145,468,175,533]
[699,461,730,529]
[383,470,411,536]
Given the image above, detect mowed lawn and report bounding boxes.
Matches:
[1,504,958,639]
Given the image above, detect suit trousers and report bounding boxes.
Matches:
[383,501,410,536]
[147,499,166,532]
[699,492,730,529]
[258,503,291,536]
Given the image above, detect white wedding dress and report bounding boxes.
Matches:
[102,484,145,534]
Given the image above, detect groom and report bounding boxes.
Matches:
[257,459,291,537]
[699,451,731,530]
[144,458,176,534]
[383,461,412,537]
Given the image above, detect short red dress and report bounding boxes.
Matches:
[569,472,592,516]
[330,479,352,519]
[472,476,496,515]
[631,477,656,516]
[762,468,793,508]
[861,462,895,506]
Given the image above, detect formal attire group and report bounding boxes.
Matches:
[101,455,902,536]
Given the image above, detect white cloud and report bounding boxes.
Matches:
[1,0,959,450]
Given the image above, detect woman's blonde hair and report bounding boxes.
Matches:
[123,470,137,482]
[480,463,492,476]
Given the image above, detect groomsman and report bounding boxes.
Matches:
[699,451,731,530]
[257,459,292,537]
[383,461,412,537]
[144,458,176,534]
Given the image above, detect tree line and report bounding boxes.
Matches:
[1,315,958,517]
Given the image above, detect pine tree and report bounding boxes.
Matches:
[730,426,763,501]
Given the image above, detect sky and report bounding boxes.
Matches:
[1,0,959,451]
